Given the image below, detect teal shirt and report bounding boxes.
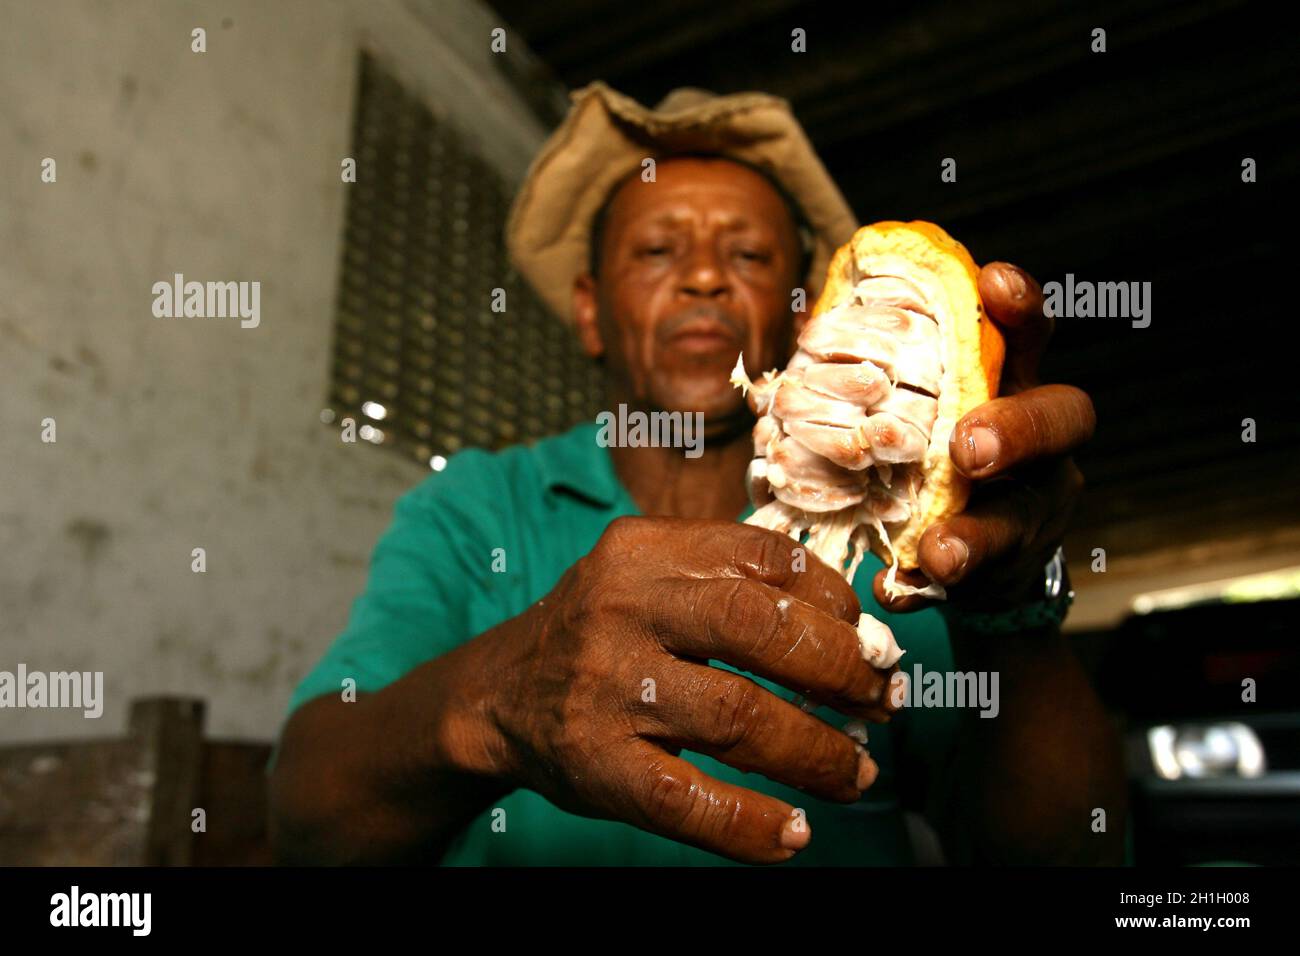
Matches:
[281,420,959,865]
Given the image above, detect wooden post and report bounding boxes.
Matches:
[129,697,205,866]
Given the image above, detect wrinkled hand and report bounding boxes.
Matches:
[874,262,1094,613]
[490,516,901,863]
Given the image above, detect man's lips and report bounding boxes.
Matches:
[662,313,745,354]
[672,325,739,352]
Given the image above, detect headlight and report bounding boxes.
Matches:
[1147,722,1265,780]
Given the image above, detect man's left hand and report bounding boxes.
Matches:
[874,261,1094,613]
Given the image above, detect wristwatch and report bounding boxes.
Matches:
[938,546,1075,635]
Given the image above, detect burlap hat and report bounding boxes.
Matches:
[506,81,859,324]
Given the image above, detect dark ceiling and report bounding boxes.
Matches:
[489,0,1300,568]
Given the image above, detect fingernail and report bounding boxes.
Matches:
[965,426,1000,472]
[843,720,869,745]
[856,750,878,790]
[1004,266,1027,300]
[935,535,969,582]
[780,811,811,850]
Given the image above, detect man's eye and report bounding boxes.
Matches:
[640,245,671,256]
[735,249,772,263]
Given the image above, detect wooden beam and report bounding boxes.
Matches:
[129,697,205,867]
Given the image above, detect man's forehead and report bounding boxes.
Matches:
[640,206,766,227]
[606,156,792,224]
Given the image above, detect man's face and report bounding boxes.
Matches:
[573,157,805,429]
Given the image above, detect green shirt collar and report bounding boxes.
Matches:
[534,419,758,521]
[534,420,626,509]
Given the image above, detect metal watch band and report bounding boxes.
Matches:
[938,546,1074,635]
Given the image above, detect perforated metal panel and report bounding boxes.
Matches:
[327,52,603,465]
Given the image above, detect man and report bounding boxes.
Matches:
[269,83,1126,865]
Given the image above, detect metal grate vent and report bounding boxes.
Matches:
[327,52,603,465]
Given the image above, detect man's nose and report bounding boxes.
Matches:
[678,245,729,299]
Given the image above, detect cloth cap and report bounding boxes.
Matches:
[506,81,859,323]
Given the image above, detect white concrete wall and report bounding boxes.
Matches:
[0,0,548,742]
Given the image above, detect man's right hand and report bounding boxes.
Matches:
[479,516,902,864]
